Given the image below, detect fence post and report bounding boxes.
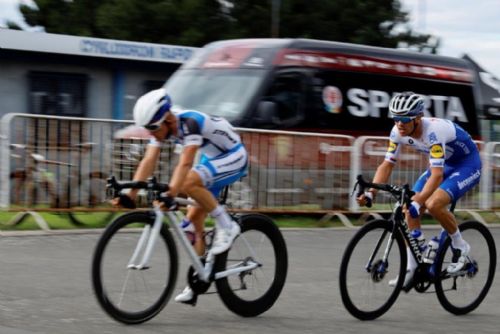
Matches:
[349,136,364,211]
[480,142,491,210]
[0,113,15,208]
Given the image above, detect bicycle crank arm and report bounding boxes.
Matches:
[214,261,260,280]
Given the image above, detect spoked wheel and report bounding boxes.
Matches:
[339,219,407,320]
[214,214,288,317]
[92,212,178,324]
[434,220,496,315]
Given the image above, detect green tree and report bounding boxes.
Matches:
[11,0,438,52]
[14,0,102,36]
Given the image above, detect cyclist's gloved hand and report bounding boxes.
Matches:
[159,195,178,211]
[408,201,421,218]
[356,191,373,207]
[363,191,373,208]
[117,194,136,209]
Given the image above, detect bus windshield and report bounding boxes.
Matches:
[163,68,266,123]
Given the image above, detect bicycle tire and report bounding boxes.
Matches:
[339,219,407,320]
[434,220,496,315]
[92,211,178,324]
[214,214,288,317]
[68,175,114,227]
[67,211,115,227]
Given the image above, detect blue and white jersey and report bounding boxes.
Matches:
[384,118,480,167]
[150,109,242,158]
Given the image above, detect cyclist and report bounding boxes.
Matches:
[356,91,481,288]
[113,88,247,303]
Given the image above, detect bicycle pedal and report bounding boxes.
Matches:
[180,294,198,307]
[402,285,413,293]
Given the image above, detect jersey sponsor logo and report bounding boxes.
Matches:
[213,129,238,144]
[455,141,471,155]
[182,123,191,135]
[428,132,438,143]
[457,170,481,190]
[430,144,444,158]
[387,141,398,153]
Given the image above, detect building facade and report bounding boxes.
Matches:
[0,29,198,120]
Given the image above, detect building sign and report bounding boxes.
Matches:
[80,40,194,62]
[0,29,197,64]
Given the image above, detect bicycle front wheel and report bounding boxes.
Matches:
[339,219,407,320]
[434,220,496,315]
[214,214,288,317]
[92,212,178,324]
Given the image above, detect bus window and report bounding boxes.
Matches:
[264,74,305,128]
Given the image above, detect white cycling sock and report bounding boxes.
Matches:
[210,205,232,229]
[450,230,466,250]
[407,247,417,271]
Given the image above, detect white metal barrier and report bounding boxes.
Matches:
[481,142,500,210]
[238,129,355,210]
[0,113,498,213]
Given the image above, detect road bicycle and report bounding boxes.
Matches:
[9,143,113,226]
[91,176,288,324]
[339,175,496,320]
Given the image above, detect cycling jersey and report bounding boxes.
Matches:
[384,117,481,202]
[149,109,247,195]
[384,118,480,167]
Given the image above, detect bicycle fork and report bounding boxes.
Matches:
[127,206,165,270]
[366,229,393,273]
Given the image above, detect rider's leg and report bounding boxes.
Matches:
[406,210,424,270]
[182,170,240,255]
[425,189,457,234]
[426,188,469,249]
[174,206,208,304]
[425,188,470,273]
[186,206,208,256]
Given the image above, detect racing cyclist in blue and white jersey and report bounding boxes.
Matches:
[113,88,247,304]
[357,91,481,288]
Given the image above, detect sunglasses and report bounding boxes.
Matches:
[144,121,163,132]
[393,116,416,124]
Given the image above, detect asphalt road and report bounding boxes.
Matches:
[0,227,499,334]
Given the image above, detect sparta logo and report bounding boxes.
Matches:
[430,144,444,158]
[388,141,398,153]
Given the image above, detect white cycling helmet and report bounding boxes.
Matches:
[133,88,172,127]
[389,91,425,117]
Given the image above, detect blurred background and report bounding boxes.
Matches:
[0,0,499,224]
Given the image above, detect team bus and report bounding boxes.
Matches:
[160,39,481,210]
[163,38,479,137]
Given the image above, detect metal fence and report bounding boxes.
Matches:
[0,113,498,213]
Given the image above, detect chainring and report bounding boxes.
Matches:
[413,265,432,293]
[187,262,212,295]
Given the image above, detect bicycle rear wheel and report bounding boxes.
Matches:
[68,174,114,227]
[339,219,407,320]
[434,220,496,315]
[92,212,178,324]
[214,214,288,317]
